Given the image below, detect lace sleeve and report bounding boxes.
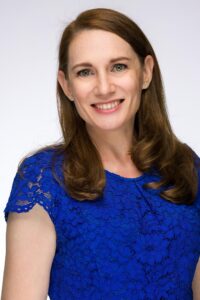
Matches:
[3,153,57,225]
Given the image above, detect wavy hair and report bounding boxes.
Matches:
[23,8,200,204]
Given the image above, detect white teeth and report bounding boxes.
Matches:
[94,100,121,110]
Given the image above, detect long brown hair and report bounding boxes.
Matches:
[22,8,200,204]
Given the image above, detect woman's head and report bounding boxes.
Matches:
[58,29,154,134]
[56,8,170,142]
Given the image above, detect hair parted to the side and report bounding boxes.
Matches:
[21,8,200,204]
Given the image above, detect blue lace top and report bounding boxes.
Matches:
[3,148,200,300]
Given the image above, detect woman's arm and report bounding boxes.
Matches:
[192,257,200,300]
[1,204,56,300]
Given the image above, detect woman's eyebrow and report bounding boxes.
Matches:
[71,56,131,71]
[110,56,131,63]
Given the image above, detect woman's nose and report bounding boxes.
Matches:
[94,72,116,97]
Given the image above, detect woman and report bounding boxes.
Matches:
[1,8,200,300]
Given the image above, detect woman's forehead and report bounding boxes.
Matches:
[68,29,137,66]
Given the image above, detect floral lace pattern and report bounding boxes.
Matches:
[3,149,200,300]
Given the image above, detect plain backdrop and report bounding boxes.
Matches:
[0,0,200,297]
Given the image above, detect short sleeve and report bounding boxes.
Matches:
[3,151,58,225]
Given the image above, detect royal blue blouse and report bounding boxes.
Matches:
[3,148,200,299]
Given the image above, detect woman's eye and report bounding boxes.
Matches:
[112,63,127,72]
[77,69,93,77]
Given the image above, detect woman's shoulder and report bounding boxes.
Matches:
[4,144,65,223]
[186,144,200,164]
[193,150,200,170]
[187,145,200,207]
[18,144,64,170]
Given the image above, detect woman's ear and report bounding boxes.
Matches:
[142,55,154,90]
[57,70,74,101]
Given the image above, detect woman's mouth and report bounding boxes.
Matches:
[92,99,124,113]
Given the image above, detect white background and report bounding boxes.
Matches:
[0,0,200,297]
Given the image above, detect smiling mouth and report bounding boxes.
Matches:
[92,99,124,110]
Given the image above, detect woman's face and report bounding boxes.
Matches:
[58,29,154,134]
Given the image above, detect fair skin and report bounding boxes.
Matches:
[1,204,56,300]
[1,28,199,299]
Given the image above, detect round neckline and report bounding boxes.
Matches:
[105,169,147,182]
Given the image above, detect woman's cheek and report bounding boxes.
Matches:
[73,82,91,100]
